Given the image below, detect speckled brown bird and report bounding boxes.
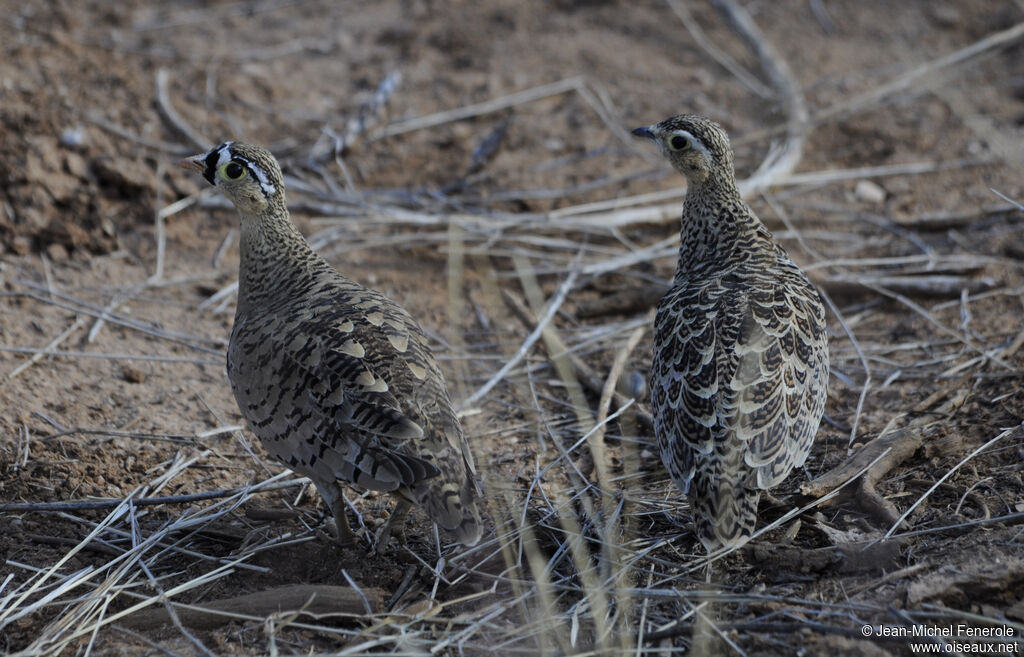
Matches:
[632,115,828,550]
[179,142,482,548]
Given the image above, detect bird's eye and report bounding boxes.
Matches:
[219,161,246,180]
[668,135,690,151]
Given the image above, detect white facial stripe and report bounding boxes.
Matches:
[246,161,278,196]
[218,142,278,196]
[216,142,234,169]
[672,130,712,162]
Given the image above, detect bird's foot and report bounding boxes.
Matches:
[372,521,407,555]
[324,516,359,547]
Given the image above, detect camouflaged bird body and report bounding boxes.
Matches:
[651,179,828,550]
[202,144,481,546]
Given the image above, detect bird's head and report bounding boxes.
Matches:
[179,142,284,215]
[631,114,734,186]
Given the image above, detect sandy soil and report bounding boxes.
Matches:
[2,1,1024,655]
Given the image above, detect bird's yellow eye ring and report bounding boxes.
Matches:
[219,161,247,181]
[668,135,690,151]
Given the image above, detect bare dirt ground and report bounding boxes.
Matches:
[2,1,1024,655]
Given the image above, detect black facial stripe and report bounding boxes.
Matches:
[201,144,228,185]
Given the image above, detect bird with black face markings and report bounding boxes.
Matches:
[179,142,483,550]
[632,115,829,551]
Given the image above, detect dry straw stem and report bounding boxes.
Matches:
[155,68,209,150]
[515,254,595,436]
[458,265,579,410]
[8,280,226,349]
[377,77,585,140]
[0,476,305,513]
[814,20,1024,126]
[665,0,773,99]
[500,286,655,431]
[117,584,383,632]
[4,315,87,382]
[1,469,323,656]
[548,156,993,230]
[733,19,1024,147]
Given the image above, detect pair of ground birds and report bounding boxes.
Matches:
[179,114,828,552]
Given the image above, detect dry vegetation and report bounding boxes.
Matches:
[2,1,1024,655]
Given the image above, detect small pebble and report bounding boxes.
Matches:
[59,126,86,148]
[45,243,69,262]
[121,365,145,383]
[854,179,886,204]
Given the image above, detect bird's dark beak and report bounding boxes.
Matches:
[178,154,205,172]
[631,125,656,140]
[177,154,206,173]
[179,151,219,186]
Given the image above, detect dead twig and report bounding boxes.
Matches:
[0,478,306,513]
[155,68,209,150]
[804,385,972,528]
[376,77,585,139]
[575,271,991,320]
[883,423,1022,540]
[665,0,773,98]
[4,315,87,382]
[711,0,809,191]
[309,70,401,163]
[117,584,383,632]
[458,267,579,410]
[501,288,654,431]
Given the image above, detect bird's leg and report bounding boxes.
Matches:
[375,498,411,552]
[329,496,358,546]
[316,482,357,546]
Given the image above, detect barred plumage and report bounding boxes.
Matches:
[180,142,482,548]
[633,115,828,550]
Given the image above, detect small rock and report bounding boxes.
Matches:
[543,137,565,151]
[45,243,69,262]
[60,126,86,148]
[12,235,32,255]
[64,151,88,179]
[854,179,886,204]
[121,365,145,383]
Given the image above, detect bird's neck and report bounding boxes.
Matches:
[675,175,764,277]
[236,207,326,314]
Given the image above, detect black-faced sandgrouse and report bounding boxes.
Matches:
[632,115,829,550]
[180,142,482,548]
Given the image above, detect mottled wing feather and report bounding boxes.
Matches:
[353,295,483,540]
[311,283,481,542]
[651,280,740,491]
[734,260,828,489]
[652,279,752,548]
[230,310,438,492]
[652,254,827,550]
